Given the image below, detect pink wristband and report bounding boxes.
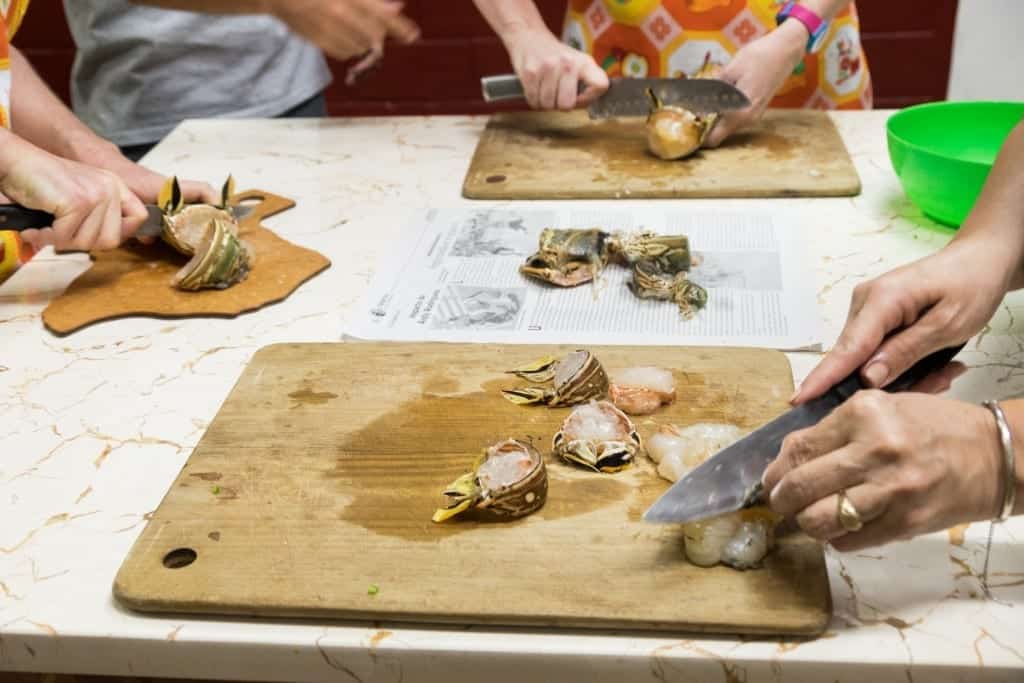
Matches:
[787,4,823,35]
[776,1,829,54]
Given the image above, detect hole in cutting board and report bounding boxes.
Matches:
[162,547,198,569]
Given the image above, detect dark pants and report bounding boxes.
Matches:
[118,91,328,162]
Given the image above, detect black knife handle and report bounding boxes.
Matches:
[0,204,55,230]
[883,343,966,393]
[830,342,967,404]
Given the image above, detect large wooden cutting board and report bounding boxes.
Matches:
[463,110,860,199]
[114,342,831,636]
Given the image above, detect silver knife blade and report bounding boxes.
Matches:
[642,380,855,525]
[587,77,750,118]
[135,203,254,238]
[480,74,751,118]
[642,344,967,525]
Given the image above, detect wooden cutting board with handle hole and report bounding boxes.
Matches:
[114,342,831,636]
[41,189,330,335]
[463,110,860,199]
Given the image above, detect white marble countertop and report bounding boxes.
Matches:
[1,112,1023,682]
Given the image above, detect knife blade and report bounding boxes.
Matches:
[0,203,254,239]
[642,343,966,525]
[480,74,751,118]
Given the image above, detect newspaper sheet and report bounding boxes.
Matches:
[344,208,822,350]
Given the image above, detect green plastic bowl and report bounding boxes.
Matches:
[887,101,1024,227]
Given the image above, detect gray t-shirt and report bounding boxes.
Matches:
[63,2,332,146]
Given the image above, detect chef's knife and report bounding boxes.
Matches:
[643,343,967,524]
[481,74,751,118]
[0,203,254,239]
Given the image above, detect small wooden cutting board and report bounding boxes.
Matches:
[463,110,860,199]
[114,342,831,637]
[41,190,330,335]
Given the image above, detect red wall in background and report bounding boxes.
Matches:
[15,0,958,118]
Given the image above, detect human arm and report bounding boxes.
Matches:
[0,129,146,251]
[793,119,1024,402]
[8,46,216,208]
[705,0,855,147]
[129,0,420,64]
[472,0,608,110]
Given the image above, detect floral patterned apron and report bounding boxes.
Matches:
[562,0,872,110]
[0,0,33,285]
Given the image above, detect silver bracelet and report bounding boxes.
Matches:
[983,400,1017,522]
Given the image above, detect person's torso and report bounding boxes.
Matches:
[62,0,332,146]
[562,0,871,109]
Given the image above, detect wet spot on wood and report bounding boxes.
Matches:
[422,374,459,395]
[733,131,797,161]
[211,487,238,501]
[189,472,222,482]
[327,379,628,541]
[288,387,339,408]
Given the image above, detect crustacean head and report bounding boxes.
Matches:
[645,88,713,161]
[172,215,252,291]
[502,349,609,407]
[159,175,251,291]
[519,228,611,287]
[552,400,641,473]
[610,231,693,273]
[158,175,237,256]
[432,439,548,523]
[628,260,708,319]
[645,53,724,161]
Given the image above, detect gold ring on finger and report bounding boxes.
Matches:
[837,489,864,533]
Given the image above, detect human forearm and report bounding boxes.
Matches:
[951,121,1024,291]
[767,0,854,61]
[8,46,217,207]
[8,47,124,169]
[472,0,551,44]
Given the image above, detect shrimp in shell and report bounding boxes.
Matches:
[553,400,641,473]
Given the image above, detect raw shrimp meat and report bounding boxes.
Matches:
[607,367,676,415]
[648,422,779,570]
